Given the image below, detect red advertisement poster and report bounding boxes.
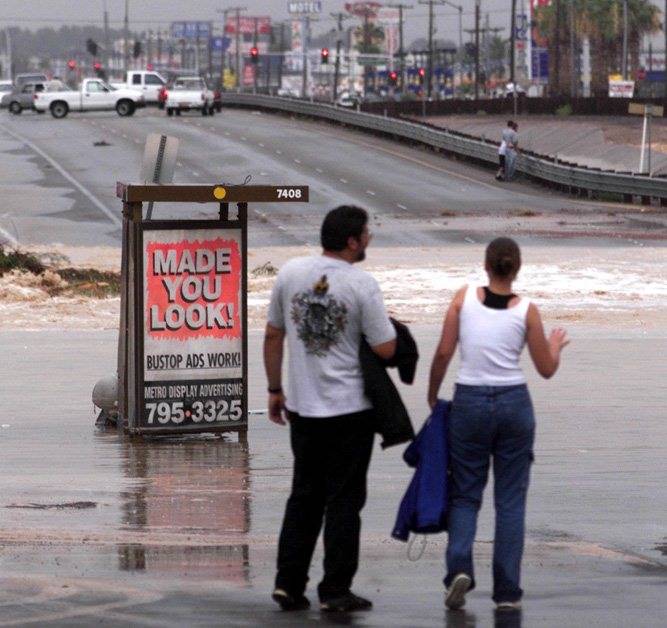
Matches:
[141,227,244,429]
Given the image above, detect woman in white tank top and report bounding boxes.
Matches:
[427,237,569,612]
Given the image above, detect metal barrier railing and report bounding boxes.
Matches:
[220,93,667,204]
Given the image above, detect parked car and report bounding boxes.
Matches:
[110,70,166,105]
[0,80,12,107]
[2,80,65,114]
[164,77,215,116]
[33,78,144,118]
[14,73,48,90]
[336,91,361,108]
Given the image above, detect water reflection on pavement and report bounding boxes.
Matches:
[112,434,251,582]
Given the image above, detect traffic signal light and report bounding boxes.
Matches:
[133,41,142,59]
[86,38,98,57]
[67,59,77,70]
[93,61,105,79]
[250,46,259,64]
[320,47,329,64]
[388,71,398,86]
[418,67,425,85]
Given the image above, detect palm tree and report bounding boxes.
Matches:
[535,0,660,96]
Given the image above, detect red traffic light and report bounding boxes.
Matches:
[321,47,330,64]
[93,62,102,71]
[250,46,259,64]
[146,63,154,71]
[67,59,77,70]
[418,67,425,77]
[388,70,398,85]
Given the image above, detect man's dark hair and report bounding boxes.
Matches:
[507,120,514,127]
[320,205,368,251]
[485,237,521,279]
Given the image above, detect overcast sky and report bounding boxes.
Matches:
[0,1,663,46]
[0,0,524,43]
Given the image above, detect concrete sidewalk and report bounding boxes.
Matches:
[0,327,664,626]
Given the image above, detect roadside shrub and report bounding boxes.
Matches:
[0,246,44,276]
[556,103,573,116]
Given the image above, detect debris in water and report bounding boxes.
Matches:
[93,140,112,147]
[7,501,97,510]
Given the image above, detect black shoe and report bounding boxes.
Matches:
[320,591,373,613]
[272,588,310,611]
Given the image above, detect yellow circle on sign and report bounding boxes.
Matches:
[213,186,227,200]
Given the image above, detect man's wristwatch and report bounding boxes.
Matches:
[268,386,283,394]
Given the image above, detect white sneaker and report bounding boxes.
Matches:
[496,601,522,611]
[445,573,472,610]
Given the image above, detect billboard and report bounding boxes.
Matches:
[225,16,272,35]
[141,226,244,431]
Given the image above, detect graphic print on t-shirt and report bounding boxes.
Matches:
[290,275,348,357]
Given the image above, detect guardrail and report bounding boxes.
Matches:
[220,93,667,205]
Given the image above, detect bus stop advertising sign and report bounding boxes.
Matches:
[116,183,309,437]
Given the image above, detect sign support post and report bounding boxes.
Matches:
[116,183,308,439]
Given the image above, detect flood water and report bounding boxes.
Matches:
[0,328,665,626]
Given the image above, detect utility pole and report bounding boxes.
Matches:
[570,0,576,97]
[103,0,110,71]
[301,14,310,98]
[441,1,463,96]
[475,0,480,99]
[554,0,561,95]
[664,0,667,98]
[419,1,450,100]
[220,10,228,90]
[507,1,519,111]
[387,4,413,94]
[622,0,628,80]
[223,6,247,90]
[331,12,351,101]
[253,17,259,93]
[124,0,130,73]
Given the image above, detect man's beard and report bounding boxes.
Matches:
[355,248,366,262]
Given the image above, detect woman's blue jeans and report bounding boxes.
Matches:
[445,383,535,603]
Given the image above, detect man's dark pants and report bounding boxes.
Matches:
[275,410,374,602]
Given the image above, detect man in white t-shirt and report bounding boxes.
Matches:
[264,206,396,613]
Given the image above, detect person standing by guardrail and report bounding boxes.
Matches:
[427,237,569,612]
[264,206,397,614]
[496,121,519,182]
[505,122,520,181]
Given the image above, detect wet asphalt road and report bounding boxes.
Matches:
[0,328,665,627]
[0,106,645,251]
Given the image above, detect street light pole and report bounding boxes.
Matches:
[622,0,628,80]
[388,4,413,95]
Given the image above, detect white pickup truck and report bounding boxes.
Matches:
[33,78,145,118]
[110,70,166,104]
[165,77,215,116]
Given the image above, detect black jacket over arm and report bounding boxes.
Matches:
[360,318,418,449]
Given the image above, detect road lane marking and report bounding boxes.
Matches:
[339,178,348,184]
[294,158,301,164]
[259,143,265,147]
[397,203,407,210]
[0,123,121,227]
[241,136,247,141]
[276,149,282,154]
[366,190,376,196]
[313,126,502,192]
[315,167,323,173]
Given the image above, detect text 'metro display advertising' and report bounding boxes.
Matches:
[141,225,244,431]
